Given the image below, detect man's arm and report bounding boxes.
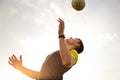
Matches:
[59,38,74,67]
[57,18,74,67]
[17,66,40,79]
[8,54,40,79]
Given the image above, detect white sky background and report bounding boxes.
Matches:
[0,0,120,80]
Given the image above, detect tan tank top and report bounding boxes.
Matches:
[38,50,71,80]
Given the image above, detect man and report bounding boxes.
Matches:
[8,18,84,80]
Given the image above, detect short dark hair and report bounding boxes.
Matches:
[75,39,84,54]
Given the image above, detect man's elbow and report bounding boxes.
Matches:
[32,72,40,79]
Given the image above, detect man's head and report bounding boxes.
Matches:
[66,37,84,54]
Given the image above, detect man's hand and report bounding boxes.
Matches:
[8,54,22,70]
[8,54,40,79]
[57,18,65,35]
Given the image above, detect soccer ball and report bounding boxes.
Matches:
[71,0,85,11]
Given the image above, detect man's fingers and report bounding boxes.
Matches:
[13,54,17,60]
[8,54,18,62]
[8,61,12,65]
[9,54,16,61]
[11,55,15,61]
[58,18,63,22]
[58,18,63,21]
[9,57,13,62]
[20,55,22,62]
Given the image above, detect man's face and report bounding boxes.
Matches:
[66,37,80,47]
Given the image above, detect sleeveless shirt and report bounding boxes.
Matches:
[38,50,78,80]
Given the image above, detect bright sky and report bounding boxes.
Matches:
[0,0,120,80]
